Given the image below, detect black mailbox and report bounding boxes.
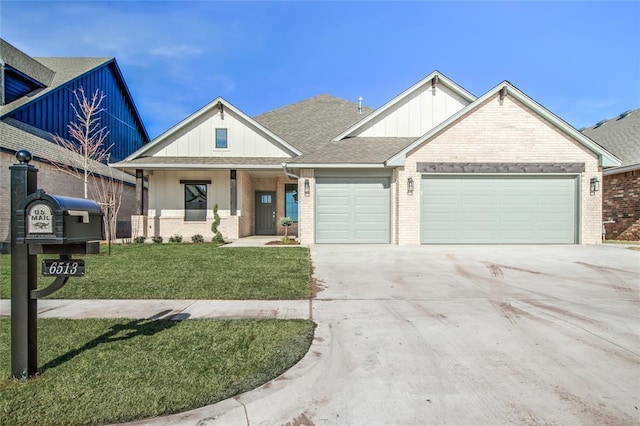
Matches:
[16,189,104,245]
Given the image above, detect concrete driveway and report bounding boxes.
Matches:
[141,245,640,426]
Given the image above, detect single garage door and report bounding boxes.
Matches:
[316,177,390,243]
[421,176,577,244]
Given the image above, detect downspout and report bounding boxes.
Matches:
[281,162,299,179]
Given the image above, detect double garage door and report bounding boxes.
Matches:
[315,177,390,243]
[421,176,578,244]
[314,175,578,244]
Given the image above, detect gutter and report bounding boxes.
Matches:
[603,163,640,176]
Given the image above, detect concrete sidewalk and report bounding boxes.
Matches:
[0,299,311,320]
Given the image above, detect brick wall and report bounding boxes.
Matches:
[400,94,602,245]
[603,170,640,241]
[297,169,315,244]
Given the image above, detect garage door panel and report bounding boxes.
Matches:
[316,177,390,244]
[421,176,577,244]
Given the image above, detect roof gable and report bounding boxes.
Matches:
[2,58,150,162]
[333,71,476,141]
[387,81,622,168]
[124,97,300,161]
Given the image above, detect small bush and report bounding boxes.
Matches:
[169,234,183,243]
[211,204,224,243]
[133,236,146,244]
[191,234,204,243]
[152,236,163,244]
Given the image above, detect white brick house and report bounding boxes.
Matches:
[113,71,620,245]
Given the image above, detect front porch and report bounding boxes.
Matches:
[131,168,299,242]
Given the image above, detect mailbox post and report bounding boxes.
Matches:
[10,150,38,379]
[10,150,104,379]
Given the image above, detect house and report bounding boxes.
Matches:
[112,71,620,245]
[582,108,639,240]
[0,39,150,250]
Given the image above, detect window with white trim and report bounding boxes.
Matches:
[215,128,228,149]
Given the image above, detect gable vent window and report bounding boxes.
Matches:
[216,128,228,149]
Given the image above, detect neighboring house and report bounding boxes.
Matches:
[112,71,620,245]
[582,108,639,240]
[0,39,150,249]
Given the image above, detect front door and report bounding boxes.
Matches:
[255,191,276,235]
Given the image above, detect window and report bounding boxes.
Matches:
[285,184,299,222]
[183,182,208,221]
[260,194,272,204]
[215,128,228,149]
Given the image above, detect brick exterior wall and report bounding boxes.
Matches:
[398,94,602,245]
[603,170,640,241]
[238,171,254,237]
[297,169,315,244]
[1,152,138,243]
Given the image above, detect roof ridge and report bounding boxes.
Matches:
[254,93,367,118]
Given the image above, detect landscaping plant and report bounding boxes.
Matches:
[280,216,294,244]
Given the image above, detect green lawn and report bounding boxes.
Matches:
[0,317,315,425]
[0,244,311,299]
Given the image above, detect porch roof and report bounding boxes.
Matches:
[110,156,287,170]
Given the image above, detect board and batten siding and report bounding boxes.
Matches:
[397,94,602,245]
[357,84,469,137]
[146,108,291,158]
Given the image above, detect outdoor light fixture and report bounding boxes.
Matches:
[304,179,310,196]
[590,177,600,194]
[407,177,414,194]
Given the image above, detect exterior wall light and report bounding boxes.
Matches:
[407,177,414,195]
[590,177,600,194]
[304,179,310,196]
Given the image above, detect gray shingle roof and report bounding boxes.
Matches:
[0,39,55,87]
[254,94,373,155]
[288,137,417,164]
[1,119,135,184]
[582,108,640,168]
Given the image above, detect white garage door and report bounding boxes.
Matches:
[421,176,578,244]
[316,177,390,243]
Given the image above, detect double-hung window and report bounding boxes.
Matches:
[215,128,228,149]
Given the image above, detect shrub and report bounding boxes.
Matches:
[211,204,224,244]
[280,217,294,244]
[191,234,204,243]
[169,234,183,243]
[152,236,163,244]
[133,236,146,244]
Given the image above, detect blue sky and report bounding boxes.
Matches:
[1,1,638,139]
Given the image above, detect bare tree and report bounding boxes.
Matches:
[49,87,123,248]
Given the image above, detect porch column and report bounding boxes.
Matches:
[230,170,237,216]
[135,169,145,215]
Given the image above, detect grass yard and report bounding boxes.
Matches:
[0,317,315,425]
[0,244,311,299]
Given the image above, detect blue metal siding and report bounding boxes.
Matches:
[7,63,147,162]
[4,67,45,104]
